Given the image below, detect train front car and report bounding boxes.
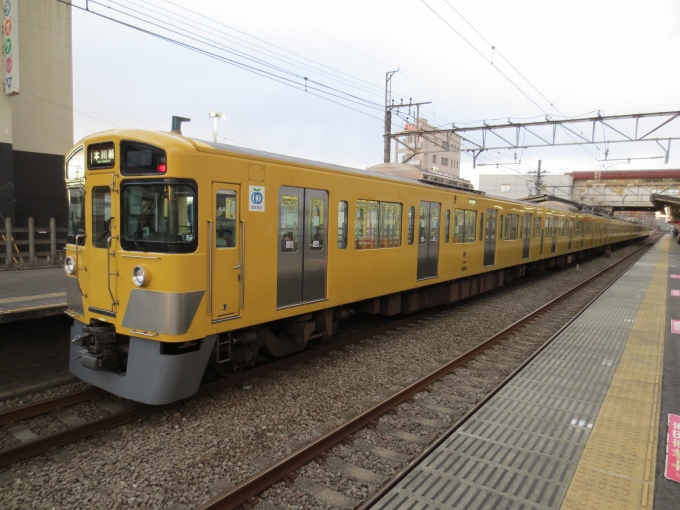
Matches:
[64,131,212,405]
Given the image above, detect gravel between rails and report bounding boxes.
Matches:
[0,242,648,509]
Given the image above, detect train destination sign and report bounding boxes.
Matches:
[88,142,116,169]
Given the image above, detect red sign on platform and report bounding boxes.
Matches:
[671,275,680,279]
[666,414,680,482]
[672,321,680,334]
[673,290,680,297]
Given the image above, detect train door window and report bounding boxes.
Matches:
[379,202,402,247]
[504,214,518,240]
[499,215,504,239]
[216,191,237,248]
[534,217,541,238]
[463,210,476,243]
[338,201,348,249]
[92,186,112,249]
[355,200,378,249]
[430,204,440,244]
[445,210,450,243]
[309,198,325,251]
[419,206,428,244]
[479,213,484,241]
[453,210,463,243]
[407,206,415,245]
[280,195,299,252]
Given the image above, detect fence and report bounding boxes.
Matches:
[1,218,68,268]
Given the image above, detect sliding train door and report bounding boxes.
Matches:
[277,186,328,308]
[522,213,531,259]
[484,208,498,266]
[417,201,440,280]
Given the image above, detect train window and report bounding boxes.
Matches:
[67,188,85,245]
[407,206,415,245]
[430,204,440,244]
[504,214,519,240]
[216,190,237,248]
[338,201,348,249]
[280,195,299,252]
[453,209,476,243]
[534,217,541,238]
[121,180,197,253]
[309,198,325,251]
[355,200,378,250]
[92,186,112,249]
[121,142,167,175]
[445,210,450,243]
[499,215,503,239]
[379,202,402,248]
[419,206,428,244]
[479,213,484,241]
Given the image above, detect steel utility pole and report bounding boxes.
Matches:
[535,160,543,195]
[384,71,398,163]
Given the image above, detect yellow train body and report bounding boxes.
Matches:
[64,130,648,404]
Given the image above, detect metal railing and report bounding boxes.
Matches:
[1,217,67,268]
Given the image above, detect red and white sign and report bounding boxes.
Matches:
[404,123,417,131]
[671,275,680,279]
[3,0,20,95]
[672,290,680,297]
[672,320,680,334]
[665,414,680,482]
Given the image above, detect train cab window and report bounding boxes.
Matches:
[355,200,379,249]
[407,206,415,245]
[338,201,348,249]
[309,198,325,251]
[280,195,299,252]
[121,181,197,253]
[216,190,237,248]
[534,217,541,238]
[379,202,402,247]
[504,214,519,240]
[67,187,85,245]
[445,210,450,243]
[92,186,112,248]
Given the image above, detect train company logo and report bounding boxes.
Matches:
[248,185,265,212]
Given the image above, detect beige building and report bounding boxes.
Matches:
[1,0,73,227]
[394,119,462,177]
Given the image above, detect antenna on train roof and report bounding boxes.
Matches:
[171,116,191,135]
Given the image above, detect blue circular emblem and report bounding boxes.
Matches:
[3,1,10,18]
[251,192,263,205]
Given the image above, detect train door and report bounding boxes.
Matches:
[211,184,242,321]
[522,213,531,259]
[277,186,328,308]
[540,217,547,255]
[417,201,440,280]
[551,216,558,253]
[484,208,498,266]
[568,219,574,250]
[88,180,118,317]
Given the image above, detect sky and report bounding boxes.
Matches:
[70,0,680,188]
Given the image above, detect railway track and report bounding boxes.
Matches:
[193,234,661,510]
[0,237,658,481]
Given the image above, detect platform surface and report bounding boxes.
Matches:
[375,236,680,510]
[0,268,67,322]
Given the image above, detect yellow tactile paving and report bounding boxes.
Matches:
[561,239,668,510]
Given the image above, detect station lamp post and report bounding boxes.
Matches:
[208,111,226,143]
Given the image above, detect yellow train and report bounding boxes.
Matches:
[64,125,648,404]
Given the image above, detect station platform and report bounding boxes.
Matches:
[374,236,680,510]
[0,267,67,323]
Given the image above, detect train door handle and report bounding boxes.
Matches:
[233,263,241,269]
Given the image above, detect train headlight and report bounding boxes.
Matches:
[64,256,76,275]
[132,265,150,287]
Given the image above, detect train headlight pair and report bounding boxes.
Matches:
[64,256,76,275]
[132,265,151,287]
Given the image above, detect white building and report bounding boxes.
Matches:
[478,174,573,200]
[394,119,462,177]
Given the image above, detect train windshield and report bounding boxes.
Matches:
[121,181,197,253]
